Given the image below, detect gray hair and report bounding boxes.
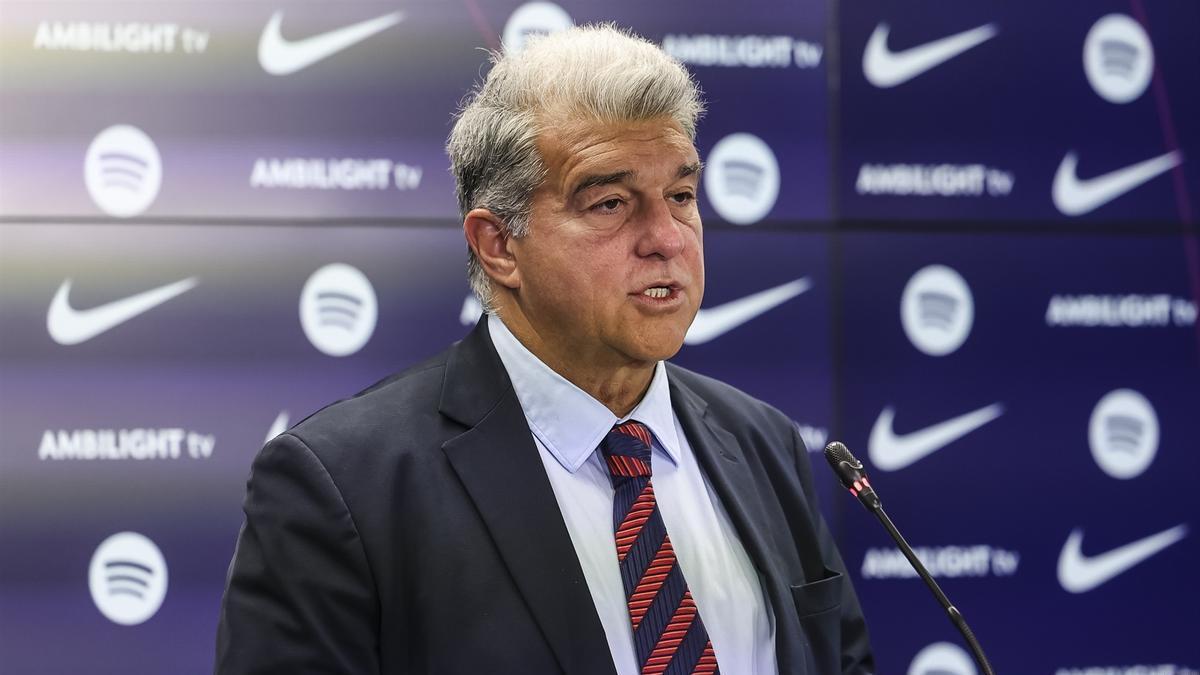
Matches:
[447,23,705,313]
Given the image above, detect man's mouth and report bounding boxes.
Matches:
[634,283,682,304]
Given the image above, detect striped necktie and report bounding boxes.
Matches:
[599,421,719,675]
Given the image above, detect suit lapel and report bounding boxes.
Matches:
[440,319,615,675]
[666,365,810,674]
[668,377,780,580]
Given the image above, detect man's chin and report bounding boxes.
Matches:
[627,328,688,363]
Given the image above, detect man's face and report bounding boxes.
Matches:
[507,116,704,368]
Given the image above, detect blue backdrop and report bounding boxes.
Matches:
[1,1,1197,673]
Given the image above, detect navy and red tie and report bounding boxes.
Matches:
[599,421,719,675]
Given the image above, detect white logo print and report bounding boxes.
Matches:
[863,544,1020,579]
[1083,14,1154,104]
[1057,525,1187,593]
[258,10,404,76]
[900,264,974,356]
[686,278,810,345]
[300,263,377,357]
[47,277,197,346]
[502,2,572,54]
[863,22,997,88]
[1088,388,1159,479]
[908,642,977,675]
[84,125,162,218]
[1052,150,1182,217]
[869,403,1003,471]
[704,133,780,225]
[266,411,289,444]
[88,532,168,625]
[661,34,823,69]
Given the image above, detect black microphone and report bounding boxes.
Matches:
[824,440,880,510]
[824,441,996,675]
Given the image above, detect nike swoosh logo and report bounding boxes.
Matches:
[868,403,1003,471]
[47,277,197,346]
[258,10,404,76]
[685,278,811,345]
[863,22,998,88]
[266,411,289,444]
[1057,524,1187,593]
[1052,150,1183,216]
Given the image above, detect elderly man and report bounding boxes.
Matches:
[216,25,873,675]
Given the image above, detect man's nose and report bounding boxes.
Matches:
[637,199,686,259]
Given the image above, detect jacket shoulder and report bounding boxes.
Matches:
[665,362,799,444]
[285,348,454,460]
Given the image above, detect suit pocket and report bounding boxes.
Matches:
[790,568,843,674]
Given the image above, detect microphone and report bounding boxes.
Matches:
[824,440,880,510]
[824,441,996,675]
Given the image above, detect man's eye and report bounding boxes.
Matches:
[671,191,696,205]
[593,198,624,213]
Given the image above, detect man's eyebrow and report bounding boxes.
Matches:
[571,170,635,197]
[678,161,702,179]
[570,162,702,197]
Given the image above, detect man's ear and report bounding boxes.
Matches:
[463,208,520,290]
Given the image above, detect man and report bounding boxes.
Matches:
[216,25,873,675]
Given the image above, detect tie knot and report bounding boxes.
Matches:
[599,421,653,478]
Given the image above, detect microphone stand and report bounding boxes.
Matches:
[867,501,995,675]
[824,442,995,674]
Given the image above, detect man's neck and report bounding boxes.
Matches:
[494,313,654,418]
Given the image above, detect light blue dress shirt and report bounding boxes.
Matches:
[489,317,778,675]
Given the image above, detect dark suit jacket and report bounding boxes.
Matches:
[216,318,873,674]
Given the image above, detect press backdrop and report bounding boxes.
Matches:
[1,1,1198,673]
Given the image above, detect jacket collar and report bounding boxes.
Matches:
[437,316,510,428]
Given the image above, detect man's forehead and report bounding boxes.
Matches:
[537,117,700,193]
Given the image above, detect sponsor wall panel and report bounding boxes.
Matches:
[0,223,474,673]
[838,1,1200,224]
[836,231,1200,672]
[0,1,485,220]
[5,0,1199,670]
[0,223,830,670]
[0,0,830,224]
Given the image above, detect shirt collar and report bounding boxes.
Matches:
[620,360,682,467]
[487,315,682,473]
